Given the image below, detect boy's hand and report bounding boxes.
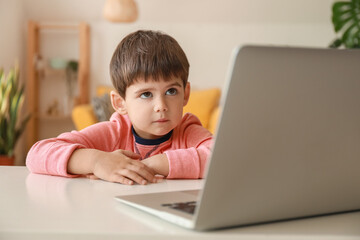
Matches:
[68,149,157,185]
[141,153,169,177]
[92,149,157,185]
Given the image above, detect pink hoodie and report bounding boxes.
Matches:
[26,112,213,179]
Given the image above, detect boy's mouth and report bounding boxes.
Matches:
[155,118,169,123]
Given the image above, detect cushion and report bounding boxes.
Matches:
[208,106,221,134]
[91,93,115,122]
[183,88,221,129]
[96,85,114,96]
[72,105,98,130]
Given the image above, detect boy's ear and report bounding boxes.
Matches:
[183,82,191,106]
[110,90,127,115]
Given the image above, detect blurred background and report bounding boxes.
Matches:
[0,0,336,165]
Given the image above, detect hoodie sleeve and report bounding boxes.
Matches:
[26,113,132,177]
[164,113,213,179]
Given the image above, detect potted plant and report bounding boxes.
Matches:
[0,65,30,165]
[330,0,360,48]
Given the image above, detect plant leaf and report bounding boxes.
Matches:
[331,0,360,48]
[329,38,343,48]
[0,65,30,155]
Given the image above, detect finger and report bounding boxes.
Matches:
[118,168,149,185]
[119,150,141,159]
[110,174,134,185]
[84,174,100,180]
[129,162,157,183]
[132,160,156,174]
[154,175,164,183]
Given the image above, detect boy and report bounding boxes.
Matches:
[26,30,213,185]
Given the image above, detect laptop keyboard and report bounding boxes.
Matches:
[161,201,197,215]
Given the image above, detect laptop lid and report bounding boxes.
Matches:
[116,45,360,231]
[193,45,360,230]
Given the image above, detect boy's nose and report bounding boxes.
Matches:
[154,97,168,112]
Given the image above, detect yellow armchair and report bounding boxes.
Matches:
[72,86,221,134]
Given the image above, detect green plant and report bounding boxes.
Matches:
[0,65,30,156]
[330,0,360,48]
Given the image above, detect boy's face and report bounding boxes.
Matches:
[111,77,190,139]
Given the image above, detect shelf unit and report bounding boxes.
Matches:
[26,21,90,150]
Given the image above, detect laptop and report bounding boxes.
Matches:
[115,45,360,231]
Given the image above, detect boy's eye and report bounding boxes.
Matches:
[140,92,153,99]
[166,88,177,96]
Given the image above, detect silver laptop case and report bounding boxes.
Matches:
[194,45,360,230]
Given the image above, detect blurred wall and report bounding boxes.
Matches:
[0,0,337,164]
[22,0,336,91]
[0,0,25,165]
[0,0,24,70]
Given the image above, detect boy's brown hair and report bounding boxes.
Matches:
[110,30,190,98]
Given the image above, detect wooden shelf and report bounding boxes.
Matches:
[38,66,67,79]
[37,114,72,121]
[26,21,90,149]
[39,24,79,30]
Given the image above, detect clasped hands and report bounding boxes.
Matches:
[68,148,169,185]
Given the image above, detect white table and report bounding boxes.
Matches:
[1,166,360,240]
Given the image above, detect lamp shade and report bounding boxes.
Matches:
[103,0,138,23]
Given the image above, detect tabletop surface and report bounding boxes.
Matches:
[1,166,360,240]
